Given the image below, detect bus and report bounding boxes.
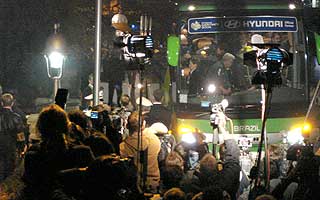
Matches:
[169,0,320,162]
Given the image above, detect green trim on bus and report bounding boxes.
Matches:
[177,117,305,134]
[315,32,320,65]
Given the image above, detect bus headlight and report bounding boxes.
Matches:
[287,127,304,145]
[178,125,196,144]
[207,84,216,93]
[181,133,197,144]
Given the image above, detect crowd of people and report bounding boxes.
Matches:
[0,85,319,200]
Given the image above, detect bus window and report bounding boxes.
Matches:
[177,24,306,109]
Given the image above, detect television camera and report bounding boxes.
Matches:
[244,38,294,193]
[113,15,154,69]
[244,43,293,88]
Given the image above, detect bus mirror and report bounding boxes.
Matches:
[315,33,320,65]
[167,35,180,67]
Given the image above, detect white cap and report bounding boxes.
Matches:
[251,34,264,44]
[150,122,168,134]
[136,97,153,107]
[84,90,104,100]
[222,53,235,60]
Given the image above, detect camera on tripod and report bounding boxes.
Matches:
[243,36,293,87]
[113,15,154,67]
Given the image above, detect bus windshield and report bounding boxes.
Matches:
[177,16,307,115]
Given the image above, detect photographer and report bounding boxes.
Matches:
[180,134,241,200]
[271,144,320,200]
[119,111,161,192]
[90,104,125,154]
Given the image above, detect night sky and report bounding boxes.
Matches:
[0,0,176,111]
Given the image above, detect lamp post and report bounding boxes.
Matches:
[44,23,66,99]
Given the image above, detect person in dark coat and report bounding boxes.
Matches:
[22,104,94,200]
[0,93,25,182]
[214,138,241,200]
[187,57,203,96]
[182,136,241,200]
[146,89,172,129]
[81,73,94,110]
[103,55,126,106]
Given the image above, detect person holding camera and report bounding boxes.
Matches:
[271,144,320,200]
[179,134,241,200]
[119,111,161,192]
[22,104,94,200]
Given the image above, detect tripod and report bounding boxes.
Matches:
[135,62,147,192]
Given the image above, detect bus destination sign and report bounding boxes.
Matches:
[188,16,298,34]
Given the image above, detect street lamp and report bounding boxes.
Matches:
[44,23,66,99]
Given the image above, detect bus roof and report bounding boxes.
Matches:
[177,0,303,12]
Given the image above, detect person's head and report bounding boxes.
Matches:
[163,188,186,200]
[189,57,200,70]
[165,151,185,171]
[37,104,70,140]
[219,139,240,161]
[68,109,89,130]
[153,89,164,102]
[162,165,184,189]
[1,93,15,108]
[199,153,217,175]
[201,186,230,200]
[127,111,145,135]
[88,73,93,85]
[255,194,276,200]
[216,43,226,58]
[120,94,131,107]
[271,33,281,44]
[85,155,137,199]
[84,132,115,157]
[222,53,235,69]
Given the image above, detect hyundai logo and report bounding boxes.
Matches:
[224,20,241,29]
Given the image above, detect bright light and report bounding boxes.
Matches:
[303,123,311,132]
[175,2,178,6]
[288,3,296,10]
[135,53,146,58]
[181,133,196,144]
[200,50,207,56]
[178,126,193,135]
[48,52,64,69]
[207,84,216,93]
[188,5,196,11]
[287,127,304,145]
[137,83,143,89]
[221,99,229,109]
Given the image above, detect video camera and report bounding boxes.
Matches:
[90,105,111,133]
[57,155,136,200]
[113,15,154,70]
[109,106,129,132]
[286,144,314,161]
[244,44,293,87]
[209,99,229,129]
